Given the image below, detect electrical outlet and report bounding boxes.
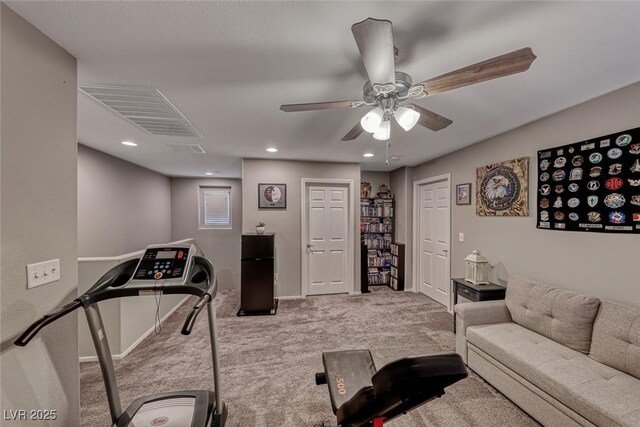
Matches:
[26,259,60,289]
[459,233,464,242]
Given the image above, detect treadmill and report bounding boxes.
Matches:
[15,243,228,427]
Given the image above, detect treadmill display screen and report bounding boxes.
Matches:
[155,250,177,259]
[134,247,190,281]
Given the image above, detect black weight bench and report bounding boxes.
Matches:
[315,350,467,427]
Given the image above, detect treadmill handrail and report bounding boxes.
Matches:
[14,300,83,346]
[181,294,211,335]
[15,254,218,345]
[192,255,217,298]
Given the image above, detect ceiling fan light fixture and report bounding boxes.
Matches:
[394,106,421,131]
[360,107,384,133]
[408,84,426,99]
[373,120,391,141]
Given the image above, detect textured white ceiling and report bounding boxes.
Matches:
[7,1,640,177]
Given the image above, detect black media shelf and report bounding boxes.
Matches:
[390,243,405,291]
[360,197,395,291]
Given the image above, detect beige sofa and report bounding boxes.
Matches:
[455,276,640,427]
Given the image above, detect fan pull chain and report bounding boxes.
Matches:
[386,140,391,165]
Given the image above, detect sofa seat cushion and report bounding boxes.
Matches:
[590,301,640,379]
[468,322,640,426]
[505,276,600,353]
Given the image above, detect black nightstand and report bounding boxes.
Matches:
[452,278,506,333]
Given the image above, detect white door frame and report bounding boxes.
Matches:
[301,178,356,297]
[412,173,452,311]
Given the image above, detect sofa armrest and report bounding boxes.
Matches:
[455,300,512,364]
[455,300,512,335]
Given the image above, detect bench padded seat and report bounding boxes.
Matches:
[321,351,467,426]
[322,350,376,414]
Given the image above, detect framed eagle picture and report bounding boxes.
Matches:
[476,157,529,216]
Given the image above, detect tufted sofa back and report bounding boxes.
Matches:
[589,301,640,379]
[505,276,601,353]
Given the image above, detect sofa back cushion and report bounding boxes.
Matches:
[589,301,640,379]
[505,276,601,353]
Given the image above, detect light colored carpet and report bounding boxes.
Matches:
[80,289,539,426]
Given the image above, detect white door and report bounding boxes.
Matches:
[417,180,450,307]
[305,185,349,295]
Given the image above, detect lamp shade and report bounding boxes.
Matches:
[394,106,420,131]
[373,120,391,140]
[360,108,384,133]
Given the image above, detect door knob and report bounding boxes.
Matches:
[443,249,449,256]
[306,243,314,248]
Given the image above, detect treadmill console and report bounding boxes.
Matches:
[132,244,195,284]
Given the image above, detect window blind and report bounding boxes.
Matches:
[203,188,230,226]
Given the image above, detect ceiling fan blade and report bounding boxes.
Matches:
[351,18,396,92]
[280,100,365,112]
[415,47,537,96]
[406,104,453,131]
[341,122,365,141]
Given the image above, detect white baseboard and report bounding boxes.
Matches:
[277,295,304,300]
[79,296,190,363]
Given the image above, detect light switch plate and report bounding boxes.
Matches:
[459,233,465,242]
[26,259,60,289]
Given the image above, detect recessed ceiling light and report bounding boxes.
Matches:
[266,147,278,153]
[363,153,374,158]
[121,141,137,147]
[391,156,400,161]
[205,172,214,176]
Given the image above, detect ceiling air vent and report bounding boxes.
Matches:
[165,142,207,154]
[79,84,202,137]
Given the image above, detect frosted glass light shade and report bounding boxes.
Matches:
[360,108,384,133]
[394,106,420,131]
[373,120,391,140]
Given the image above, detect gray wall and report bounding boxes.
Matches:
[360,171,390,196]
[242,159,361,297]
[409,82,640,307]
[171,178,242,290]
[78,144,172,257]
[1,4,79,425]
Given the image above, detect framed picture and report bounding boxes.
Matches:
[258,183,287,208]
[476,157,529,216]
[456,183,471,205]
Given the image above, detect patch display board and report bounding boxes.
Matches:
[537,126,640,233]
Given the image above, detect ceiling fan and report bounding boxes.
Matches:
[280,18,536,142]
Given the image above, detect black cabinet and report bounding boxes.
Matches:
[238,233,277,316]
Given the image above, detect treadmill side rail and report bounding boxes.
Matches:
[85,303,122,424]
[207,303,223,413]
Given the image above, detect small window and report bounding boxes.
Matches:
[199,187,231,229]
